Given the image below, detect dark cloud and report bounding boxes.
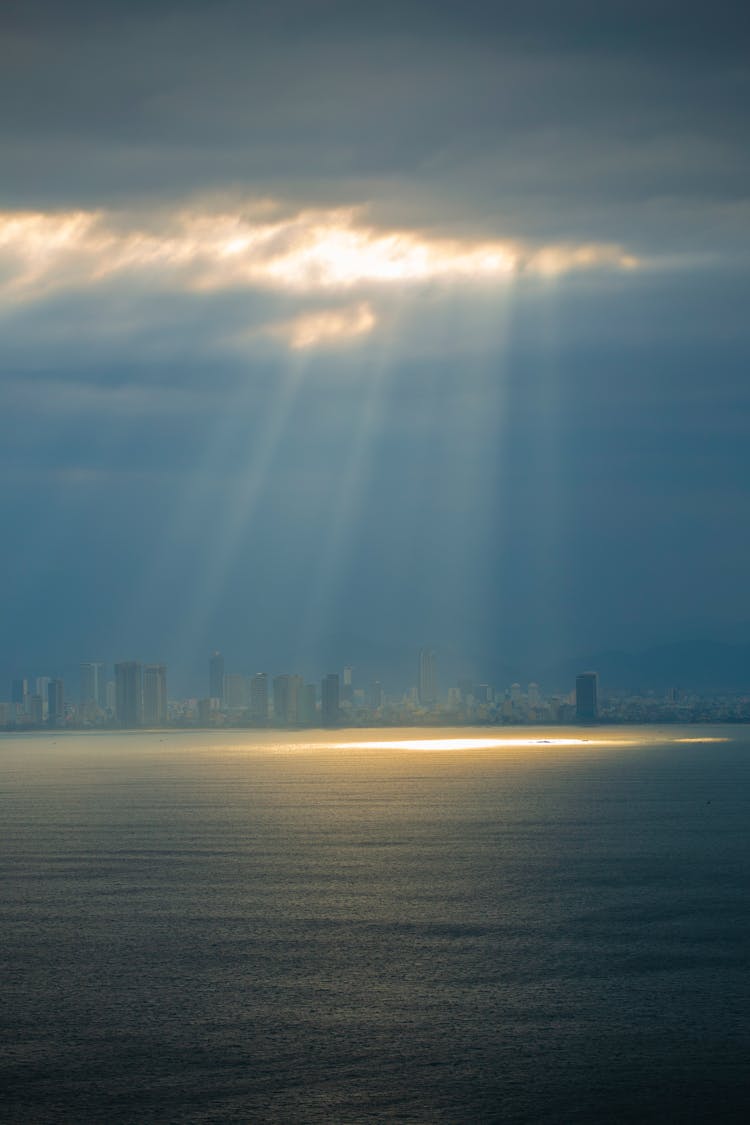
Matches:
[1,1,748,252]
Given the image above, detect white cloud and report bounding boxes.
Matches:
[0,199,640,350]
[269,301,377,350]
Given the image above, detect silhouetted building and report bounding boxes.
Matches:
[29,694,43,724]
[143,664,167,725]
[249,673,268,722]
[321,673,340,726]
[576,672,598,721]
[298,683,317,725]
[368,681,383,710]
[47,679,64,726]
[35,677,51,715]
[225,673,248,710]
[273,674,301,724]
[272,675,287,724]
[342,666,354,704]
[418,649,437,706]
[11,679,28,709]
[80,662,105,709]
[273,670,305,724]
[115,662,142,728]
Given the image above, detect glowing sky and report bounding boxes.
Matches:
[1,0,749,693]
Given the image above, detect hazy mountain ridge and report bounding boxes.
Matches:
[540,640,750,696]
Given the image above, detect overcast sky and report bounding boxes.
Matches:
[2,0,749,693]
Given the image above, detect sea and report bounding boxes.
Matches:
[2,726,749,1124]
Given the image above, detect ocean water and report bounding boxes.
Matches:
[1,726,749,1123]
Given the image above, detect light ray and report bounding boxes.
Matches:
[291,327,402,664]
[163,351,318,662]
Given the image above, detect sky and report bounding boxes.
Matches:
[2,0,749,694]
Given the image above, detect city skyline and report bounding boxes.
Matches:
[5,626,750,701]
[4,638,750,732]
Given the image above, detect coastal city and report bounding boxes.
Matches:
[2,650,749,731]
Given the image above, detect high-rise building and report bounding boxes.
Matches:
[342,666,354,704]
[418,649,437,707]
[209,651,225,705]
[35,677,51,712]
[321,673,340,726]
[80,662,105,709]
[368,681,383,710]
[115,662,142,728]
[298,683,317,726]
[575,672,598,721]
[143,664,167,726]
[272,674,302,724]
[273,674,290,724]
[47,679,64,726]
[11,679,28,710]
[225,673,248,710]
[249,673,268,723]
[29,694,44,724]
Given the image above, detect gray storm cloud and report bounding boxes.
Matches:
[1,1,747,255]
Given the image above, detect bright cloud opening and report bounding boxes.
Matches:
[0,200,640,349]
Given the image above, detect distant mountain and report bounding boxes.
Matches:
[540,640,750,696]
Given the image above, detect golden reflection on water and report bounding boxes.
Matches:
[209,727,731,757]
[674,737,729,743]
[338,737,629,751]
[243,729,646,754]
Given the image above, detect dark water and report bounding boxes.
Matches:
[2,727,749,1123]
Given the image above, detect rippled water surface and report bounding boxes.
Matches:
[2,726,749,1123]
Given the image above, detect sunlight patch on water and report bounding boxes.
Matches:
[205,728,730,757]
[337,737,633,751]
[673,737,729,743]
